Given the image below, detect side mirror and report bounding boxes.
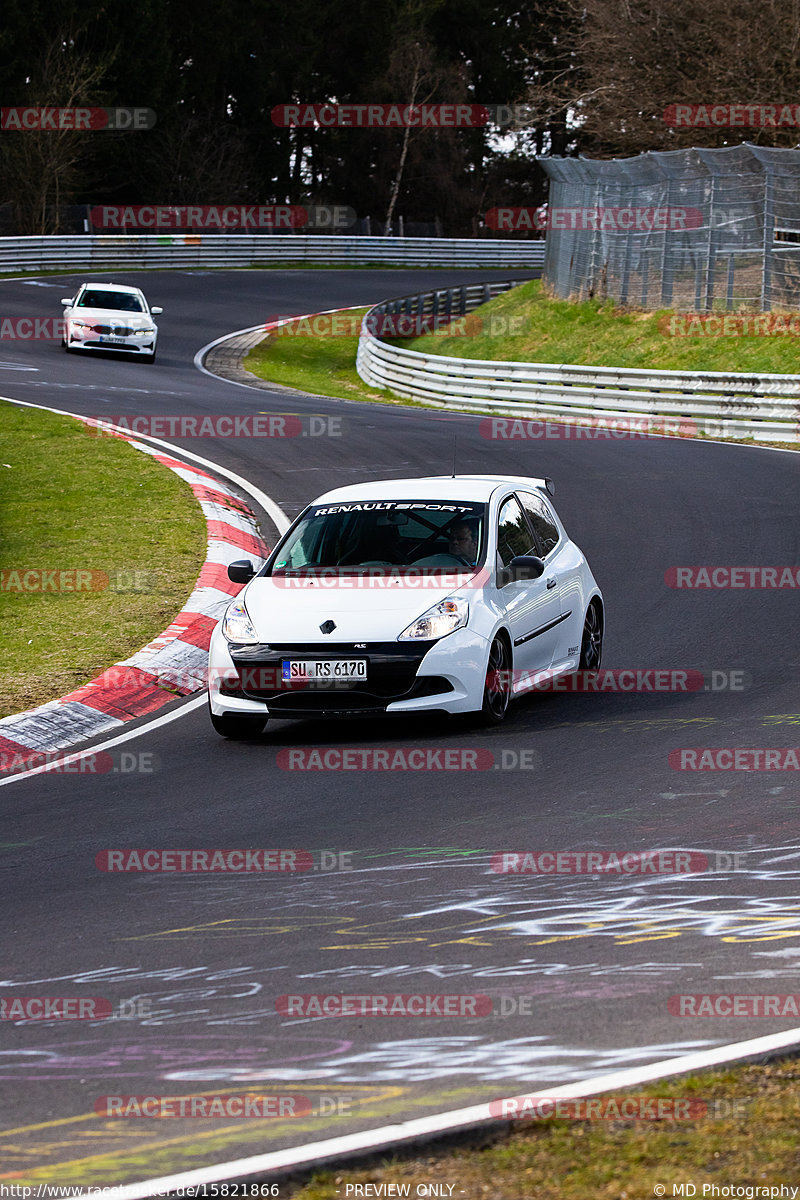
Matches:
[151,306,163,315]
[61,298,74,306]
[508,554,545,581]
[227,559,256,584]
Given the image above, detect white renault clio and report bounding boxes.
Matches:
[208,474,603,736]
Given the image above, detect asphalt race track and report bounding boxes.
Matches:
[1,268,799,1188]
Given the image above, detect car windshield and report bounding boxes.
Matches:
[77,290,145,312]
[270,500,487,573]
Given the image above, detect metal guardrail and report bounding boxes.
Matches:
[356,283,800,442]
[0,234,545,272]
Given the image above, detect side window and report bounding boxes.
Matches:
[519,492,560,556]
[496,495,535,570]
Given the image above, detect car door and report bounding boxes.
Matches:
[495,494,563,676]
[517,489,576,667]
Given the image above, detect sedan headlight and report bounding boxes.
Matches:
[132,327,156,336]
[398,597,469,641]
[222,599,259,643]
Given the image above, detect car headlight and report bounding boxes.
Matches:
[70,319,93,329]
[398,597,469,641]
[132,328,156,336]
[222,599,259,643]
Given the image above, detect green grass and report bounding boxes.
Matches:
[0,403,206,718]
[244,286,800,450]
[245,307,403,404]
[288,1057,800,1199]
[404,278,800,374]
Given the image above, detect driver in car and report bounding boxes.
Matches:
[448,519,479,565]
[410,517,480,567]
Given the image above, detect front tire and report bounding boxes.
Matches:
[579,602,603,671]
[480,634,511,724]
[208,700,266,739]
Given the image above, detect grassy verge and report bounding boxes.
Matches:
[405,278,800,374]
[289,1056,800,1199]
[0,403,206,718]
[244,288,799,450]
[245,308,404,404]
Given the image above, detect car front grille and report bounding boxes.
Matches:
[223,641,451,709]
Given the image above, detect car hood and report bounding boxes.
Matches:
[67,306,153,325]
[241,573,478,642]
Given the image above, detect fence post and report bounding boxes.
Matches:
[762,171,774,311]
[703,173,717,311]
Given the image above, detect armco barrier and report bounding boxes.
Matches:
[355,283,800,442]
[0,234,545,273]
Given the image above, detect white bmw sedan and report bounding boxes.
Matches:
[208,474,604,737]
[61,282,161,361]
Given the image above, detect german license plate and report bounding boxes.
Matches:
[99,336,127,345]
[281,659,367,682]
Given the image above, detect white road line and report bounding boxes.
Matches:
[192,305,368,391]
[0,695,207,787]
[193,322,271,382]
[110,1024,800,1198]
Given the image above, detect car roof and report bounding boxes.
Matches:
[77,282,144,295]
[312,475,551,504]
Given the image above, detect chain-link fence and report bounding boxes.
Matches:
[537,143,800,312]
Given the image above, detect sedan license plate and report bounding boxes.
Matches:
[99,336,128,345]
[281,659,367,682]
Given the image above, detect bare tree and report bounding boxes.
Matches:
[383,37,437,234]
[525,0,800,158]
[138,112,252,204]
[0,33,116,233]
[376,3,468,234]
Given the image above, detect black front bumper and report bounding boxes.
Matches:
[224,641,452,716]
